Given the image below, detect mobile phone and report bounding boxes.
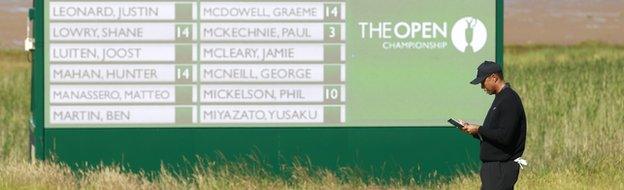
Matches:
[447,118,464,129]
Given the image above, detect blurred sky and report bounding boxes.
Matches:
[0,0,623,48]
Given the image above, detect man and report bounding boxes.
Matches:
[461,61,527,190]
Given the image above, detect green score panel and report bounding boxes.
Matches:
[44,0,495,128]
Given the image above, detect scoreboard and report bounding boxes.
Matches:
[44,0,495,128]
[33,0,503,178]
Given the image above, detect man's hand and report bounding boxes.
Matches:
[460,121,480,135]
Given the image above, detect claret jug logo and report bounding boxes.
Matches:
[451,17,487,53]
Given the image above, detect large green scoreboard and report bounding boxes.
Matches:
[31,0,504,178]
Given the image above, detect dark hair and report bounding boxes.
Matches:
[493,72,504,80]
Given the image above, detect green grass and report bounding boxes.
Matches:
[0,50,31,160]
[1,43,623,189]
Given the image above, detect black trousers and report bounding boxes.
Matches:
[480,161,520,190]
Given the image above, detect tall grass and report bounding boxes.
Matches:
[1,43,623,189]
[0,50,30,160]
[506,43,624,189]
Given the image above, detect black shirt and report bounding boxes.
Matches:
[476,84,526,162]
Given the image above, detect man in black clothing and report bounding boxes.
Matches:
[461,61,527,190]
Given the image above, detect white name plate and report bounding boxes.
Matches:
[50,44,196,62]
[51,23,197,41]
[200,105,326,123]
[50,106,194,124]
[201,23,325,41]
[200,85,328,103]
[201,64,324,82]
[50,2,196,20]
[200,44,324,62]
[201,2,325,21]
[50,64,190,83]
[50,85,198,103]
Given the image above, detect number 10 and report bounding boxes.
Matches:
[325,88,339,100]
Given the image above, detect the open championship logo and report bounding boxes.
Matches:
[451,17,487,53]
